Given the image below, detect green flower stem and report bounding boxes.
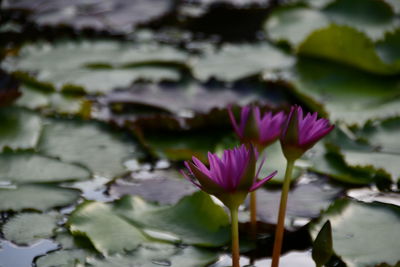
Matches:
[250,191,257,238]
[230,207,240,267]
[271,159,295,267]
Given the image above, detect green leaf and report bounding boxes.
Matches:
[3,213,59,245]
[16,83,85,114]
[191,43,294,81]
[253,178,343,228]
[86,244,218,267]
[258,142,302,185]
[68,201,151,255]
[287,58,400,125]
[312,220,333,267]
[38,118,142,178]
[4,40,186,93]
[376,29,400,66]
[265,7,329,46]
[298,24,400,75]
[35,249,87,267]
[323,0,397,40]
[0,184,80,212]
[0,152,90,184]
[115,191,230,247]
[0,107,41,151]
[310,199,400,267]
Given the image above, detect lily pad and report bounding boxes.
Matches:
[0,184,80,212]
[376,29,400,65]
[68,201,151,255]
[109,169,198,205]
[3,40,186,93]
[298,24,400,75]
[258,141,302,185]
[87,244,218,267]
[265,7,329,46]
[0,152,90,184]
[1,0,174,33]
[323,0,397,40]
[310,199,400,267]
[3,213,59,245]
[287,58,400,125]
[36,249,87,267]
[191,43,294,81]
[252,178,343,228]
[115,192,230,247]
[16,83,85,114]
[38,118,142,178]
[0,107,41,151]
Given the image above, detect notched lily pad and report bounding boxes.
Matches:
[3,212,59,245]
[109,169,198,205]
[310,199,400,267]
[3,40,187,93]
[39,118,142,178]
[0,107,41,151]
[0,152,90,184]
[252,177,343,228]
[0,184,80,212]
[191,43,294,82]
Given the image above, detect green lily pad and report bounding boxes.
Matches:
[265,7,329,46]
[0,152,90,184]
[258,141,302,185]
[376,29,400,65]
[68,201,151,255]
[115,191,230,247]
[35,249,87,267]
[298,24,400,75]
[191,43,294,82]
[287,58,400,125]
[3,213,59,245]
[0,107,41,151]
[310,199,400,267]
[87,244,218,267]
[3,40,186,93]
[16,83,85,114]
[0,184,80,212]
[38,118,142,178]
[323,0,397,40]
[253,178,343,228]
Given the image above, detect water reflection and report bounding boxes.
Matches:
[0,239,58,267]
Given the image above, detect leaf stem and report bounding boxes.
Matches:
[271,159,295,267]
[230,207,240,267]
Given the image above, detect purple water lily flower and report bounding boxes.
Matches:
[181,144,277,209]
[228,106,286,151]
[280,105,334,160]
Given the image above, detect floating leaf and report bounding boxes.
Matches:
[3,213,59,245]
[0,107,41,151]
[0,152,90,184]
[287,58,400,125]
[35,249,87,267]
[0,185,80,212]
[376,29,400,65]
[39,118,142,178]
[312,220,333,267]
[323,0,397,40]
[265,7,329,46]
[310,199,400,267]
[68,201,151,255]
[252,178,343,228]
[4,40,186,93]
[87,244,218,267]
[1,0,174,33]
[109,169,198,205]
[115,192,230,246]
[298,25,400,75]
[191,43,294,81]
